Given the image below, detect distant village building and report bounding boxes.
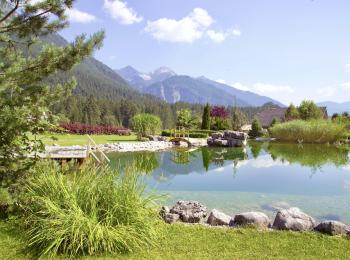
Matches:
[256,107,328,128]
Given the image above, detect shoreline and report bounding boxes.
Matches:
[45,139,208,154]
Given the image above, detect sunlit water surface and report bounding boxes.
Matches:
[108,142,350,222]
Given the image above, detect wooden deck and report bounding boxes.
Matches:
[36,135,110,165]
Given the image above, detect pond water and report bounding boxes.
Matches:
[108,142,350,223]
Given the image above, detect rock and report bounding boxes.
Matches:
[314,221,348,236]
[272,207,316,231]
[164,213,180,224]
[223,131,248,140]
[231,212,270,229]
[227,139,247,147]
[207,209,231,226]
[207,138,228,147]
[170,201,207,223]
[159,206,170,218]
[211,132,224,139]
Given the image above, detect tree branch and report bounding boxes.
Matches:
[0,0,20,24]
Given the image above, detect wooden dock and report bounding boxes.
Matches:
[38,135,110,165]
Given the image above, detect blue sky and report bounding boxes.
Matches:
[60,0,350,105]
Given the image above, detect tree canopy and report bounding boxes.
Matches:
[0,0,104,182]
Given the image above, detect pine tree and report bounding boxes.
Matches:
[232,106,247,131]
[201,103,211,130]
[285,103,300,121]
[0,0,104,181]
[249,118,263,138]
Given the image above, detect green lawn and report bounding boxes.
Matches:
[36,133,138,146]
[1,221,350,259]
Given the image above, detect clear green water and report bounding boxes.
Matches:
[108,142,350,222]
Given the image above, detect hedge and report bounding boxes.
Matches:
[59,123,131,135]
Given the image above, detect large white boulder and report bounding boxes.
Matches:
[272,207,315,231]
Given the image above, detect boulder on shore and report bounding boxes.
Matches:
[208,131,247,147]
[314,221,348,236]
[272,207,315,231]
[164,213,180,224]
[207,209,231,226]
[231,212,270,229]
[170,201,207,223]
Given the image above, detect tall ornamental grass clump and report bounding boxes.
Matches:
[20,163,161,257]
[269,120,346,143]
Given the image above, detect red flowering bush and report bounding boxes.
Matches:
[59,123,131,135]
[210,106,229,118]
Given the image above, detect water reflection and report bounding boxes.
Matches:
[107,143,350,222]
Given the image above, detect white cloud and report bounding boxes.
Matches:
[232,29,241,36]
[65,8,96,23]
[207,28,240,43]
[145,8,214,43]
[104,0,143,25]
[215,79,227,84]
[252,83,294,94]
[231,82,251,91]
[315,82,350,102]
[251,155,289,168]
[207,30,227,43]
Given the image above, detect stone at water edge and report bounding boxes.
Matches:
[231,212,270,229]
[164,213,180,224]
[170,201,207,223]
[207,209,231,226]
[272,207,316,231]
[314,221,348,236]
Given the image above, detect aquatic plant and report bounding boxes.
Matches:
[269,120,346,143]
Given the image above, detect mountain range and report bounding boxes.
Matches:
[117,66,285,107]
[317,101,350,115]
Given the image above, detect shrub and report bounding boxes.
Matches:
[130,113,162,139]
[161,129,215,138]
[249,118,263,138]
[269,120,346,143]
[59,123,131,135]
[20,163,161,257]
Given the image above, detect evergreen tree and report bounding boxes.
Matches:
[249,118,263,138]
[0,0,104,180]
[270,117,279,128]
[201,103,211,130]
[232,106,247,131]
[285,103,300,121]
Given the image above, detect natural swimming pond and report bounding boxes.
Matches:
[108,142,350,223]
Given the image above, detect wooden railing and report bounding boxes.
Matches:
[87,135,110,164]
[171,126,190,139]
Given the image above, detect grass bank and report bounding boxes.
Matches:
[269,120,346,143]
[35,133,138,146]
[1,221,350,259]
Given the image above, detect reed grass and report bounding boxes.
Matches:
[269,120,346,143]
[20,162,162,257]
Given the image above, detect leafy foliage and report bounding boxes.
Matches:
[20,162,162,257]
[0,0,104,181]
[176,109,199,129]
[59,123,131,135]
[131,113,162,139]
[297,100,324,120]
